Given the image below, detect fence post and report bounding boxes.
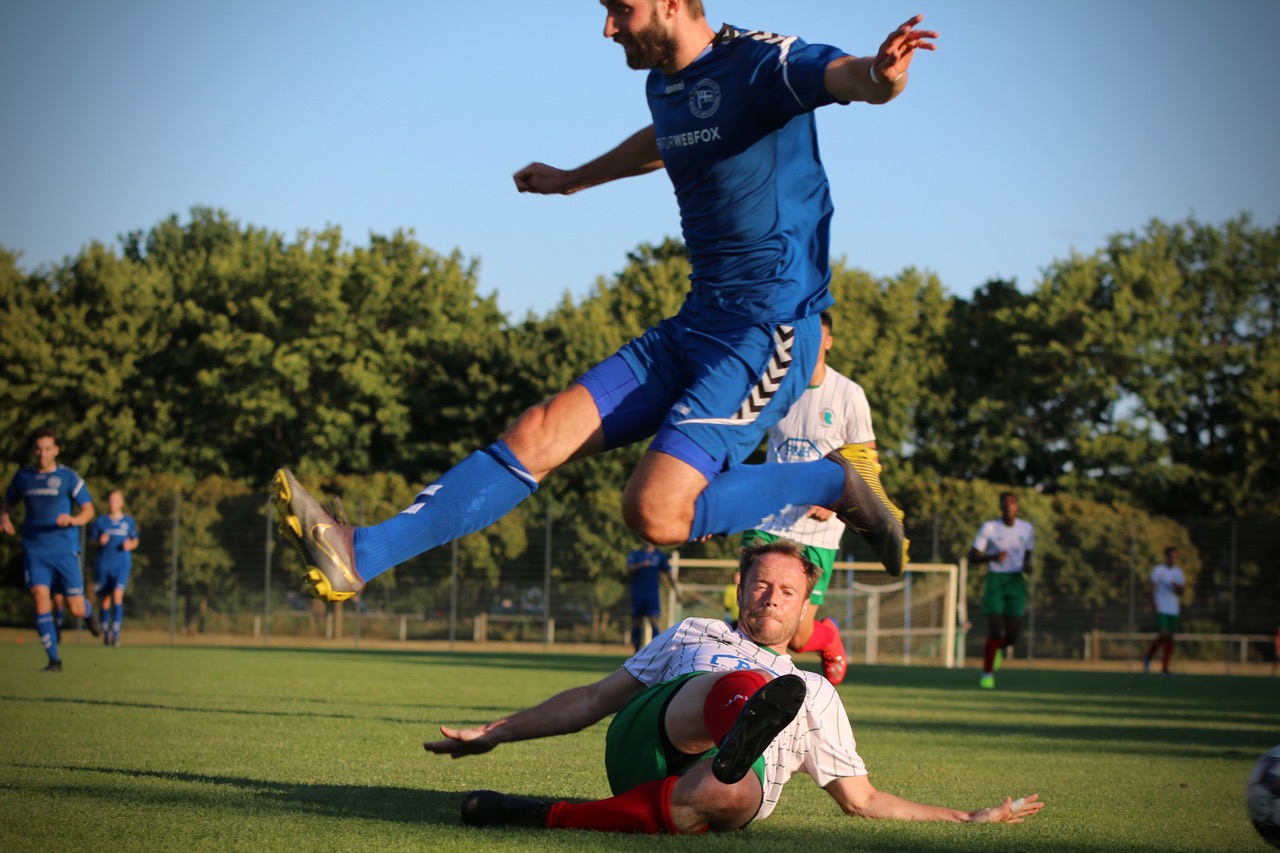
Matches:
[449,538,459,650]
[543,504,552,651]
[169,491,179,644]
[263,500,273,647]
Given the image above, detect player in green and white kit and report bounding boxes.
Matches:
[741,312,898,685]
[969,492,1035,689]
[426,539,1043,834]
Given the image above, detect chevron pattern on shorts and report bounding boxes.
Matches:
[734,325,795,423]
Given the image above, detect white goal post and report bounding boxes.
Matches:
[666,555,960,668]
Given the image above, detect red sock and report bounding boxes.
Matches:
[548,776,679,834]
[983,636,1002,673]
[1145,638,1162,659]
[1162,638,1174,671]
[703,670,768,744]
[797,618,836,654]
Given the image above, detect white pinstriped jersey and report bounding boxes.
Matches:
[623,617,867,821]
[755,367,874,550]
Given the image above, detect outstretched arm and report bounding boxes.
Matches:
[827,775,1044,823]
[825,14,938,105]
[424,667,644,758]
[513,126,663,196]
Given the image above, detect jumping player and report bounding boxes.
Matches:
[1,426,100,670]
[426,539,1045,834]
[741,311,900,684]
[89,489,139,647]
[272,1,930,602]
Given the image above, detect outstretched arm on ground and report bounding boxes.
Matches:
[513,126,662,195]
[424,667,644,758]
[826,775,1044,823]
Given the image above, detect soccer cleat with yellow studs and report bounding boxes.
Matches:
[824,444,909,577]
[270,469,363,602]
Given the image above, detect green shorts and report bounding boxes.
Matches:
[604,672,765,795]
[740,529,836,605]
[1155,613,1180,632]
[982,572,1027,617]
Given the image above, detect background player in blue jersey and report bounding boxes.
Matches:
[273,1,936,607]
[1,426,99,671]
[626,541,673,652]
[90,489,139,647]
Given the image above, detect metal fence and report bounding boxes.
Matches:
[3,491,1277,670]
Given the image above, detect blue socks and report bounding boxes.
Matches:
[688,458,845,541]
[353,442,538,579]
[36,612,59,662]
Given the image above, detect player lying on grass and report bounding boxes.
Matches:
[425,539,1044,834]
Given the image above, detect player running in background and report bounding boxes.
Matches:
[741,311,901,685]
[425,539,1044,834]
[969,492,1035,689]
[273,1,928,602]
[626,541,674,652]
[1143,547,1184,675]
[90,489,139,647]
[0,426,100,671]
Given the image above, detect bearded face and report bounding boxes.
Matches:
[615,11,678,70]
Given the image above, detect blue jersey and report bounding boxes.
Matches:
[91,514,138,570]
[627,548,671,598]
[4,464,92,553]
[647,25,845,330]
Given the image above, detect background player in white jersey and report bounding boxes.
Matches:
[425,539,1044,834]
[272,0,926,604]
[1,425,99,671]
[1143,547,1185,675]
[741,311,902,685]
[969,492,1035,689]
[90,489,140,647]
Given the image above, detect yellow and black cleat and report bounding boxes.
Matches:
[825,444,910,577]
[270,469,363,602]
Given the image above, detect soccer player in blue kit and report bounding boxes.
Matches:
[626,541,673,652]
[1,426,99,671]
[273,0,935,605]
[90,489,139,647]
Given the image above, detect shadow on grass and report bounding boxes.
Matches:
[0,693,515,723]
[24,763,469,826]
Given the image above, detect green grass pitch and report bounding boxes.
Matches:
[1,638,1276,852]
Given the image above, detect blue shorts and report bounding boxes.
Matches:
[578,314,821,480]
[24,550,86,597]
[95,562,132,594]
[630,593,661,619]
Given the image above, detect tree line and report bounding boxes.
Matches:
[0,208,1276,634]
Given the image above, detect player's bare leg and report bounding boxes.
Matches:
[622,451,708,545]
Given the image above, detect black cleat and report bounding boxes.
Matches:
[825,444,909,576]
[460,790,551,828]
[712,673,807,784]
[270,469,363,602]
[42,659,63,673]
[84,610,102,638]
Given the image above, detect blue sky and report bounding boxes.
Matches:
[3,1,1278,319]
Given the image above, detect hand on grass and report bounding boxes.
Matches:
[423,725,497,758]
[969,793,1044,823]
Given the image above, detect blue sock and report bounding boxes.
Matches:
[112,602,124,635]
[36,612,59,661]
[688,458,845,540]
[353,442,538,578]
[100,606,109,627]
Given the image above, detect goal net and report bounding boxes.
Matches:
[667,556,959,668]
